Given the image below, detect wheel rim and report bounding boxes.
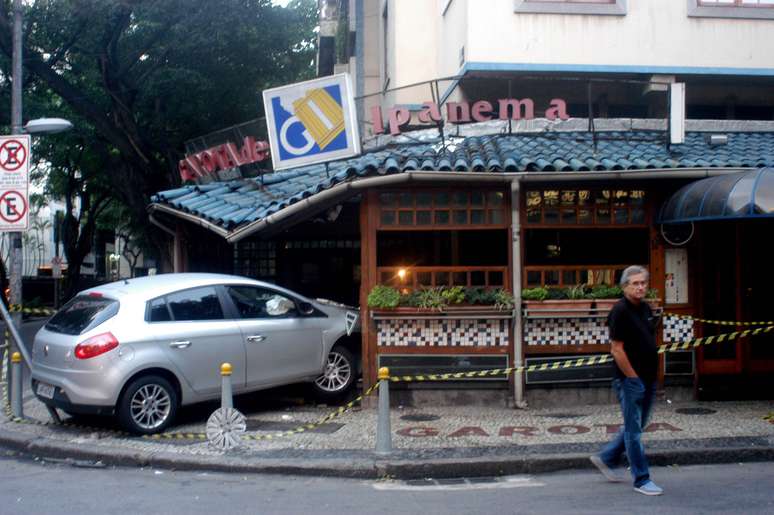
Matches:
[129,384,172,430]
[315,351,352,392]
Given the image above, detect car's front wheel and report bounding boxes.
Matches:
[117,375,178,435]
[312,346,356,401]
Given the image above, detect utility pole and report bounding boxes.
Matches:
[9,0,24,332]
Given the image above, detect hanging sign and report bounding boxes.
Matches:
[262,73,361,171]
[0,135,30,231]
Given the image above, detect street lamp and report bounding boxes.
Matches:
[24,118,74,134]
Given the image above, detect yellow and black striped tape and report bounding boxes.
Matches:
[663,312,773,327]
[8,305,56,316]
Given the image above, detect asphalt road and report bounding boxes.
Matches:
[0,453,771,515]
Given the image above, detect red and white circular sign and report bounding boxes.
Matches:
[0,139,27,172]
[0,190,28,223]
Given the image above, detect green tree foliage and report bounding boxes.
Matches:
[0,0,317,290]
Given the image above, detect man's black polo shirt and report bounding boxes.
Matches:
[607,297,658,384]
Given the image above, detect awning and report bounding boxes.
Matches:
[659,168,774,223]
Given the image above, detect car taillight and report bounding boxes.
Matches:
[74,332,119,360]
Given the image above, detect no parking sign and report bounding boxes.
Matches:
[0,135,30,231]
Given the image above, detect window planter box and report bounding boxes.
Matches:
[522,299,594,317]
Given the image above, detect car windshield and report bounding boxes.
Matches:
[45,295,120,335]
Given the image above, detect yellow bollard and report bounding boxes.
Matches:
[220,362,233,409]
[11,352,22,417]
[376,366,392,454]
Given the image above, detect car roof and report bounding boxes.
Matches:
[79,273,291,302]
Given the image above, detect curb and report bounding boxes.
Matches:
[2,422,773,479]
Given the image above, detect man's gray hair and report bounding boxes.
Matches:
[620,265,649,287]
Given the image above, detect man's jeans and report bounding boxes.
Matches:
[599,377,657,487]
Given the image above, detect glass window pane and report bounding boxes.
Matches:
[416,192,432,207]
[435,272,449,286]
[416,210,432,225]
[596,207,610,224]
[595,189,610,205]
[544,190,560,207]
[561,190,576,206]
[613,208,629,224]
[398,192,413,207]
[453,210,468,224]
[544,209,559,224]
[562,270,576,285]
[630,190,645,205]
[435,210,450,224]
[381,210,396,225]
[452,191,468,207]
[526,271,541,286]
[527,208,541,224]
[487,191,505,206]
[379,193,397,206]
[471,271,486,286]
[471,209,485,224]
[560,208,577,224]
[416,272,432,286]
[578,208,592,224]
[167,287,224,321]
[631,208,645,224]
[226,286,297,319]
[488,210,505,224]
[452,272,467,286]
[398,211,413,225]
[471,191,485,206]
[434,192,450,207]
[578,190,591,205]
[613,190,629,207]
[380,271,393,284]
[488,270,504,286]
[544,270,559,286]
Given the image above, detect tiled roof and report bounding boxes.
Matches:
[150,130,774,232]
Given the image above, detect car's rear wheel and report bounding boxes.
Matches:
[117,375,178,435]
[312,346,355,401]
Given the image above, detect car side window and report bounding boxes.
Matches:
[148,297,172,322]
[226,286,298,319]
[166,286,224,321]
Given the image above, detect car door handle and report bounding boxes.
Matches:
[246,335,266,343]
[169,340,191,349]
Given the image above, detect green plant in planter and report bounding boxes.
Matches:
[646,287,660,300]
[463,287,497,305]
[367,285,400,308]
[398,290,422,307]
[521,287,549,301]
[416,287,447,310]
[590,284,623,299]
[545,287,569,300]
[566,284,589,300]
[493,288,515,311]
[441,286,466,305]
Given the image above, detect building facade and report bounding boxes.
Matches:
[149,0,774,406]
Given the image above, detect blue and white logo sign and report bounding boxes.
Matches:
[262,73,361,171]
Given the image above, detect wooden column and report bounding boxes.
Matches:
[359,191,379,395]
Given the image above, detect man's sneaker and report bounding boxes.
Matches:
[589,455,625,483]
[634,480,664,496]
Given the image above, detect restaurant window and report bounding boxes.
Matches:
[514,0,627,16]
[233,241,276,280]
[376,188,510,292]
[525,188,645,227]
[689,0,774,18]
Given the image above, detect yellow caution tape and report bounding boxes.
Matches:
[8,305,56,316]
[663,312,773,327]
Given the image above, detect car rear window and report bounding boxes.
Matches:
[45,295,120,335]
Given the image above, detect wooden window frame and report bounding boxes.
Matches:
[523,187,649,229]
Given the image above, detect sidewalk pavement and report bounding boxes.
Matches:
[1,387,773,479]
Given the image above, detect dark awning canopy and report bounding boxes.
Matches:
[659,168,774,223]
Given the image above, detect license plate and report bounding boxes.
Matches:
[36,382,55,399]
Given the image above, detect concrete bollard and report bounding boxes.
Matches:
[220,362,233,409]
[11,352,23,418]
[375,366,392,454]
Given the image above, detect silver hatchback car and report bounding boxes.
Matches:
[31,273,360,434]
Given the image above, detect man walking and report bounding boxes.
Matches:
[590,265,663,496]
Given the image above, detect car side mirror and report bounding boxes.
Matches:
[298,301,315,316]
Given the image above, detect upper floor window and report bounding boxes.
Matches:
[689,0,774,18]
[514,0,627,16]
